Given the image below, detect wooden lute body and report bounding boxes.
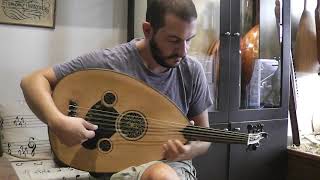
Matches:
[294,0,319,73]
[49,69,266,173]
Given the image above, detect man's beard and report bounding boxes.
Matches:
[149,37,185,68]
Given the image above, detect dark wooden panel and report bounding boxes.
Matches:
[287,149,320,180]
[127,0,135,42]
[193,123,229,180]
[228,119,287,180]
[194,144,229,180]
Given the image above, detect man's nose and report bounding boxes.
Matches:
[177,41,189,57]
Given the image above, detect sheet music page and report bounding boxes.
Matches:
[0,100,52,161]
[10,160,91,180]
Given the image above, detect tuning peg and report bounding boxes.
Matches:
[251,145,257,151]
[261,132,268,138]
[257,123,264,132]
[246,144,256,151]
[246,143,260,151]
[247,124,253,133]
[252,143,260,150]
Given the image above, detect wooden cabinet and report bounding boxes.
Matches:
[192,0,291,179]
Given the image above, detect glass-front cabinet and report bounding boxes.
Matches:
[228,0,289,180]
[229,0,289,123]
[129,0,290,180]
[239,0,282,109]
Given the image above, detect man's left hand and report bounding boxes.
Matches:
[162,139,193,161]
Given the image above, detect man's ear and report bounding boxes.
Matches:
[142,22,153,39]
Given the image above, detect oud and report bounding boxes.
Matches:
[49,69,267,173]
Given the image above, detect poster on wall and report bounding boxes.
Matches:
[0,0,56,28]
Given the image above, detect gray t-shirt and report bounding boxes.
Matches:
[53,39,213,118]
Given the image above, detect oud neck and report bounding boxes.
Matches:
[180,125,249,145]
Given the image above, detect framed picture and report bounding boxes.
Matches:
[0,0,56,28]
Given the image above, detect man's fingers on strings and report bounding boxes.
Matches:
[81,138,89,144]
[163,143,169,152]
[82,119,98,130]
[167,140,179,155]
[174,140,187,153]
[84,129,96,139]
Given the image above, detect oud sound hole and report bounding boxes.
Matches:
[117,111,147,141]
[98,139,112,153]
[103,92,117,106]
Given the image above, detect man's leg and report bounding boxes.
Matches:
[110,160,196,180]
[140,162,180,180]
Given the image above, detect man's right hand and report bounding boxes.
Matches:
[50,115,98,146]
[21,68,99,146]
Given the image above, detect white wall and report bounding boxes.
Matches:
[0,0,128,106]
[134,0,147,38]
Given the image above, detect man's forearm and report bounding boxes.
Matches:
[20,72,62,127]
[188,141,211,159]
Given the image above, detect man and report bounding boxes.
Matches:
[20,0,213,179]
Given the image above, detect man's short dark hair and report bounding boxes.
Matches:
[146,0,197,32]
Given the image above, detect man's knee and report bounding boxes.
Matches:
[141,162,180,180]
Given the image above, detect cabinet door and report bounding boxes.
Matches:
[228,0,290,122]
[228,119,288,180]
[227,0,290,179]
[190,1,231,179]
[193,123,229,180]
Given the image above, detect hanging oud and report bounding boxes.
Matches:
[294,0,319,73]
[49,69,267,173]
[315,0,320,64]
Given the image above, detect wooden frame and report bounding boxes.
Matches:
[127,0,134,41]
[287,148,320,180]
[0,0,56,28]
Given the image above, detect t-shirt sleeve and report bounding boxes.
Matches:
[53,50,106,80]
[187,61,213,118]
